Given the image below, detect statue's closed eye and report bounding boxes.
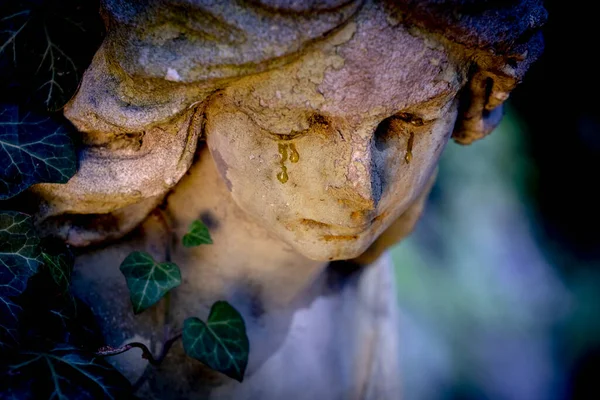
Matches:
[394,112,425,126]
[266,113,332,141]
[232,107,326,141]
[308,113,330,128]
[373,111,435,155]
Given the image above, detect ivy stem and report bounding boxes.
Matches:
[163,291,172,327]
[96,342,161,366]
[103,206,181,391]
[96,330,183,366]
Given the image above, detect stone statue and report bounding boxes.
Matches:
[24,0,546,398]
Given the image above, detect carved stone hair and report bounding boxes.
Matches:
[39,0,545,247]
[394,0,547,143]
[67,0,546,144]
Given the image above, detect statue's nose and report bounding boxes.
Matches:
[341,136,384,212]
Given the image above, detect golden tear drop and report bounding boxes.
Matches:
[277,165,289,183]
[289,143,300,163]
[277,143,290,183]
[278,143,288,162]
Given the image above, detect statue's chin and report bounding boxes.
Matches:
[288,233,374,262]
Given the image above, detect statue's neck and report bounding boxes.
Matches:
[164,145,328,312]
[71,145,398,396]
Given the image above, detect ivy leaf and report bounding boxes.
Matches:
[0,211,41,298]
[182,220,213,248]
[0,104,77,200]
[41,251,72,293]
[0,345,132,399]
[0,211,42,349]
[119,251,181,315]
[16,268,105,351]
[0,0,104,111]
[183,301,249,382]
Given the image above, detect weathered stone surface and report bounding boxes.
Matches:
[26,0,546,398]
[202,6,461,260]
[32,0,544,248]
[28,105,201,246]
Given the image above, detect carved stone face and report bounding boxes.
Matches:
[31,0,540,256]
[204,5,462,260]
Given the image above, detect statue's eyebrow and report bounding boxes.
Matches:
[229,106,308,141]
[391,112,427,126]
[399,91,456,121]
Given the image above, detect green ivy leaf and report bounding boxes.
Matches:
[15,268,105,352]
[182,220,213,248]
[0,211,41,296]
[0,211,42,349]
[0,104,77,200]
[0,0,104,111]
[119,251,181,315]
[41,252,72,293]
[183,301,249,382]
[0,345,132,399]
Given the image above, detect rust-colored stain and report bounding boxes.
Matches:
[300,219,330,229]
[350,210,369,221]
[374,211,388,222]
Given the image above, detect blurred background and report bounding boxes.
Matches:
[392,2,600,399]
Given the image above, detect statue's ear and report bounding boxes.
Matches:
[451,67,518,145]
[396,0,546,145]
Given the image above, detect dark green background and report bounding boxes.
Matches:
[391,2,600,398]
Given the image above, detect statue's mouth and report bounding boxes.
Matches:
[320,234,360,241]
[299,218,376,234]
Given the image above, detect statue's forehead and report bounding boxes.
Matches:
[211,25,459,140]
[317,10,461,120]
[223,16,460,129]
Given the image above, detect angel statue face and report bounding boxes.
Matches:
[203,4,462,261]
[37,0,543,261]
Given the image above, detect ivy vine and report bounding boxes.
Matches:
[0,0,250,397]
[111,222,250,383]
[0,0,103,199]
[0,210,133,398]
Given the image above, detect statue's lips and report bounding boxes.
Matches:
[299,218,376,235]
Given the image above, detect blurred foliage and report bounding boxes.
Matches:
[392,1,600,398]
[392,107,600,400]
